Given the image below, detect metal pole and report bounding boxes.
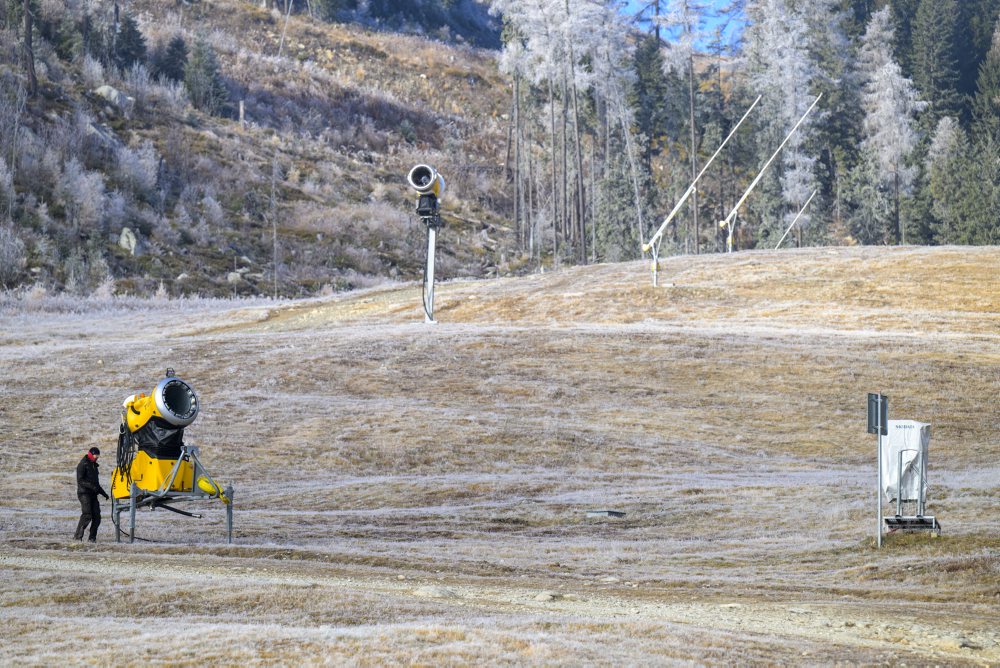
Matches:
[720,94,823,245]
[897,450,904,517]
[774,189,817,249]
[225,486,234,545]
[129,483,138,544]
[651,241,659,287]
[424,224,437,323]
[113,497,121,543]
[876,394,883,549]
[642,95,762,258]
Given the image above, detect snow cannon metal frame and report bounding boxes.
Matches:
[111,369,234,544]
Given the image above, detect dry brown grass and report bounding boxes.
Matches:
[1,246,998,663]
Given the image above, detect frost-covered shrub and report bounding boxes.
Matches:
[82,54,104,88]
[115,140,159,200]
[0,156,13,221]
[104,191,127,231]
[0,224,26,286]
[123,62,152,108]
[58,158,105,232]
[63,246,111,295]
[150,78,190,115]
[202,194,225,227]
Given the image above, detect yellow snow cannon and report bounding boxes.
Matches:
[110,369,234,543]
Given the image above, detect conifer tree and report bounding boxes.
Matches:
[631,33,671,171]
[911,0,962,128]
[889,0,920,75]
[973,19,1000,142]
[113,13,146,72]
[948,139,1000,244]
[924,117,967,243]
[153,35,188,83]
[956,0,1000,98]
[184,35,229,116]
[743,0,820,245]
[857,7,922,244]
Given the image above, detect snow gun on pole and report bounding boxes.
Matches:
[642,95,761,287]
[720,93,822,253]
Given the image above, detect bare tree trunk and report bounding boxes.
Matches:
[22,0,37,96]
[504,84,515,178]
[271,156,280,298]
[527,121,535,260]
[513,74,521,250]
[619,107,645,252]
[654,0,661,42]
[548,83,559,262]
[9,83,26,181]
[590,139,596,263]
[716,33,724,253]
[688,52,699,254]
[894,170,902,245]
[569,74,586,264]
[278,0,294,57]
[560,73,570,249]
[564,0,586,264]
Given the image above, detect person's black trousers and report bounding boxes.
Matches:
[74,493,101,540]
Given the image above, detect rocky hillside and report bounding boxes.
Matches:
[0,0,511,296]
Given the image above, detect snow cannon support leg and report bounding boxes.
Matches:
[129,482,138,544]
[225,486,234,544]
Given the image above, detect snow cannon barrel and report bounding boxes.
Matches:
[407,164,445,199]
[408,164,445,220]
[124,375,199,432]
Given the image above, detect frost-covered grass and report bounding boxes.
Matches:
[1,247,999,663]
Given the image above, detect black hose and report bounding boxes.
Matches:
[115,421,135,491]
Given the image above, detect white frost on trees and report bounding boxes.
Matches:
[743,0,820,236]
[857,7,924,243]
[657,0,705,75]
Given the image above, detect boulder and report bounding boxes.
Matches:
[117,227,143,256]
[94,85,134,112]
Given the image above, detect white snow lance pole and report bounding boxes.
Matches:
[642,95,761,286]
[720,93,822,253]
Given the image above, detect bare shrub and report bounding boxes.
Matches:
[115,140,159,200]
[150,78,190,115]
[0,156,13,221]
[82,54,105,88]
[64,246,112,294]
[122,63,152,108]
[104,191,128,231]
[92,275,116,298]
[58,158,106,233]
[207,28,239,55]
[10,131,42,193]
[0,224,26,286]
[202,194,225,227]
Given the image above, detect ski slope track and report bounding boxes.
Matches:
[1,246,998,664]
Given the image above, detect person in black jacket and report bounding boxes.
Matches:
[74,447,109,542]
